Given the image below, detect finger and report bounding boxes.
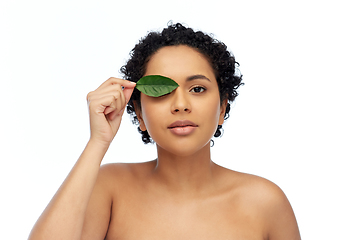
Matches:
[123,85,135,104]
[94,82,134,99]
[88,79,136,120]
[88,88,119,106]
[104,95,119,115]
[97,77,135,91]
[91,78,135,100]
[94,83,122,96]
[106,91,124,120]
[105,83,135,118]
[89,94,117,116]
[121,79,137,89]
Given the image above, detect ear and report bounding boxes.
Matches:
[133,101,147,131]
[218,99,228,126]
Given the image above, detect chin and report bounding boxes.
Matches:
[155,139,211,157]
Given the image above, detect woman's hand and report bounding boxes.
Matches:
[86,77,136,146]
[28,78,135,240]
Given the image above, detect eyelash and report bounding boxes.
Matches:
[190,86,206,93]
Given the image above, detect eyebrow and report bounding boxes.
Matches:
[186,74,211,82]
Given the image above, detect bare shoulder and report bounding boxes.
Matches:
[98,160,157,188]
[238,172,287,206]
[216,165,286,202]
[216,165,301,240]
[81,161,156,239]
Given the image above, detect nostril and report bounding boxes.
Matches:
[172,107,190,113]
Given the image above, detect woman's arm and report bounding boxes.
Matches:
[263,182,301,240]
[28,140,108,240]
[28,78,136,240]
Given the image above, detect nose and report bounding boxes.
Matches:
[171,88,191,114]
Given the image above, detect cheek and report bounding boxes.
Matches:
[141,104,153,127]
[197,98,222,126]
[140,100,164,131]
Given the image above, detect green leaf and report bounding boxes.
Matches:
[136,75,179,97]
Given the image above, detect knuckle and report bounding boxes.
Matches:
[114,90,121,99]
[88,98,97,107]
[108,77,119,84]
[86,91,94,101]
[88,101,96,111]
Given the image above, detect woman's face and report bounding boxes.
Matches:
[136,45,226,156]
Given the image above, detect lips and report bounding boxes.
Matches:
[168,120,198,129]
[168,120,198,136]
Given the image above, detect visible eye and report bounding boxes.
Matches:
[190,86,206,93]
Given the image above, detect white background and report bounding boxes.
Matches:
[1,0,359,239]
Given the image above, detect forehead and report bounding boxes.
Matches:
[145,45,216,79]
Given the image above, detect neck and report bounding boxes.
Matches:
[151,142,217,194]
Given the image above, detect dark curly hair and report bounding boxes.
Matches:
[120,23,243,144]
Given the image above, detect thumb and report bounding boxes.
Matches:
[123,81,136,104]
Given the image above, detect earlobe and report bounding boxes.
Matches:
[139,119,147,132]
[218,99,228,125]
[133,101,147,131]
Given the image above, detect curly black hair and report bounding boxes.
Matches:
[120,23,243,144]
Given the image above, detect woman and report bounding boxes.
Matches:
[29,23,301,240]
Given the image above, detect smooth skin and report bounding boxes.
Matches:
[29,45,301,240]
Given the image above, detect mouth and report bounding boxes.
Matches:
[167,120,198,129]
[168,120,198,136]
